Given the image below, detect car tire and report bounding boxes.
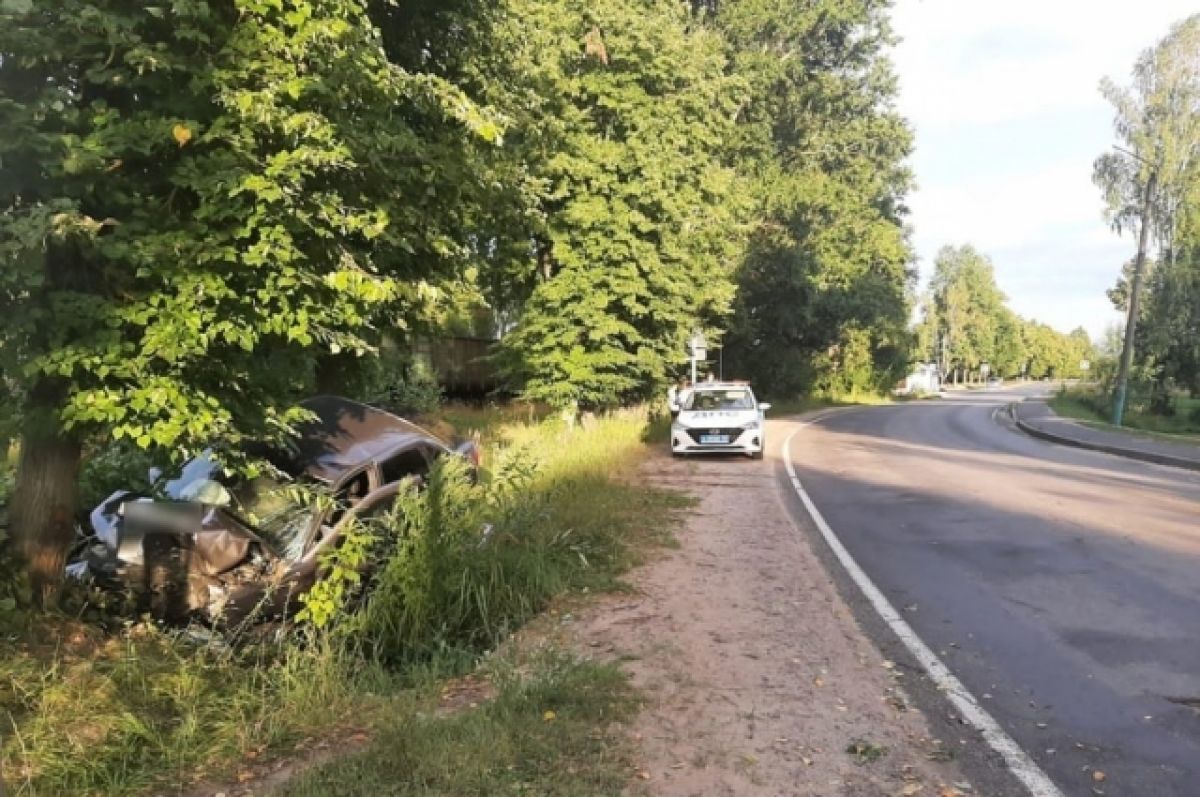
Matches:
[751,449,764,461]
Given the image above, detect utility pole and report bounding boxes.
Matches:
[1112,169,1157,427]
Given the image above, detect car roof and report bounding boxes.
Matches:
[291,396,447,484]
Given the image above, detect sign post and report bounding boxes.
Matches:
[689,332,707,385]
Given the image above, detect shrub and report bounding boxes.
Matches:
[305,412,682,664]
[319,451,547,661]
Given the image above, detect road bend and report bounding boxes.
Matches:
[784,386,1200,796]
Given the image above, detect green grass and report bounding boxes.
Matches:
[278,649,637,797]
[0,626,394,796]
[764,389,914,418]
[1050,386,1200,440]
[0,408,688,796]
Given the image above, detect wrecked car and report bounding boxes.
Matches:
[67,396,480,625]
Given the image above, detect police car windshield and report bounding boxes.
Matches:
[684,389,755,411]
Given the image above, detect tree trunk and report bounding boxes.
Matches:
[10,381,82,605]
[1112,171,1157,425]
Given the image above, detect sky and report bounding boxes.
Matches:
[889,0,1198,339]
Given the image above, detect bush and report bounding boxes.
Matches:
[305,411,685,664]
[320,451,561,661]
[367,359,443,417]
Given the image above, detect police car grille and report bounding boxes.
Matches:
[685,428,742,444]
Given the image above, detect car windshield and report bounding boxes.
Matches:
[684,389,755,411]
[156,453,316,560]
[230,476,316,561]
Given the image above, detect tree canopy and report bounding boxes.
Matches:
[1096,14,1200,403]
[916,245,1094,382]
[0,0,500,591]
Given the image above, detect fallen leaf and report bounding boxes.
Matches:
[813,676,825,687]
[1093,771,1107,782]
[543,710,557,722]
[902,784,921,796]
[236,770,254,783]
[636,770,651,780]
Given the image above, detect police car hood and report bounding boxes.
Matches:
[676,408,758,426]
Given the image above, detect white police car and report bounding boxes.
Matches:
[670,382,770,459]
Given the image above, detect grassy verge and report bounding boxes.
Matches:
[1050,386,1200,440]
[761,389,939,418]
[278,649,636,797]
[0,407,686,796]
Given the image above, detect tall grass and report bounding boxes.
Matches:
[333,409,688,663]
[0,408,685,796]
[0,622,400,796]
[1052,385,1200,437]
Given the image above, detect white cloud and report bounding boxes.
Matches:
[891,0,1197,337]
[892,0,1198,130]
[908,159,1100,253]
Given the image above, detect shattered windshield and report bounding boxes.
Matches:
[158,454,315,560]
[230,476,317,562]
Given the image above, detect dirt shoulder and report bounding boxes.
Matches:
[569,420,976,797]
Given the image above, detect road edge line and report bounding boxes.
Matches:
[781,420,1064,797]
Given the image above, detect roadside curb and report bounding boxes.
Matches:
[1007,402,1200,472]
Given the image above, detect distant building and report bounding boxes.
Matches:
[900,362,940,395]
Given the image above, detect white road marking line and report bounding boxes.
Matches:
[782,419,1064,797]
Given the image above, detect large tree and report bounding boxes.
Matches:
[493,0,746,410]
[923,245,1006,382]
[1094,14,1200,421]
[718,0,915,397]
[0,0,496,597]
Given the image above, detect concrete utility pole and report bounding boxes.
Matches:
[1112,170,1157,427]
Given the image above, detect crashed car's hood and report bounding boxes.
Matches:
[85,491,268,575]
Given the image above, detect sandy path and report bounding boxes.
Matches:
[573,423,977,797]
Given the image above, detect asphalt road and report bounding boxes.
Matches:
[784,386,1200,797]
